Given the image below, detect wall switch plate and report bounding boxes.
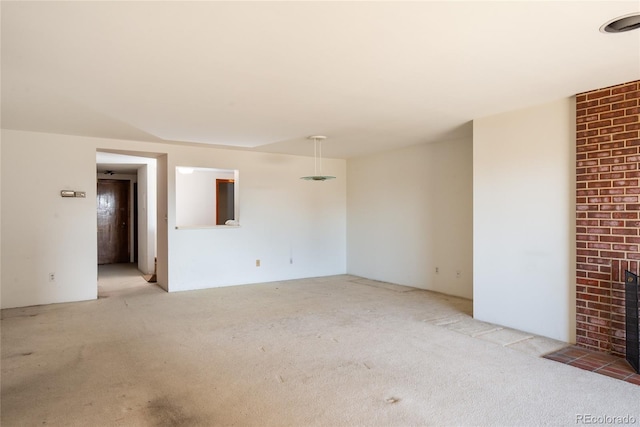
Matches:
[256,259,260,267]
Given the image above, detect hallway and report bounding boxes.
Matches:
[98,263,161,299]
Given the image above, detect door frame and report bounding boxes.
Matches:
[216,178,235,225]
[96,150,165,290]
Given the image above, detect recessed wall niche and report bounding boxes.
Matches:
[175,167,239,228]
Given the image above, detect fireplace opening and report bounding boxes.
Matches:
[625,270,640,374]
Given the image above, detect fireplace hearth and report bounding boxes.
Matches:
[625,270,639,374]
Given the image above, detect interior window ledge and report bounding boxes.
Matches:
[175,225,241,230]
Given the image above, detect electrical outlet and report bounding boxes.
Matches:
[49,273,55,282]
[256,259,260,267]
[290,258,293,264]
[456,270,461,279]
[435,267,439,273]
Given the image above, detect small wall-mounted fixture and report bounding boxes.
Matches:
[61,190,86,198]
[600,12,640,33]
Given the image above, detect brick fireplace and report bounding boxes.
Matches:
[576,80,640,356]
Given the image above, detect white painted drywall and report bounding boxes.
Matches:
[473,97,576,342]
[0,137,3,308]
[156,155,169,291]
[0,129,346,307]
[167,149,346,292]
[1,131,98,307]
[138,163,157,275]
[347,137,473,299]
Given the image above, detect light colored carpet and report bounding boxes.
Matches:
[1,264,639,426]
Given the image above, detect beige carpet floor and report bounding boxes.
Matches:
[1,264,639,426]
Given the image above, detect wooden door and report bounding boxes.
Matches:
[216,179,234,225]
[97,180,130,264]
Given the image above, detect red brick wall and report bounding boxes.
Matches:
[576,80,640,356]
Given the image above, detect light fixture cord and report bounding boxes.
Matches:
[314,138,318,175]
[319,139,323,175]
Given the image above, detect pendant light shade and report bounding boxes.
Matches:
[300,135,336,181]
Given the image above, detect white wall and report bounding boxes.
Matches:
[1,132,98,307]
[0,137,3,308]
[137,163,157,275]
[347,137,473,299]
[0,129,346,308]
[168,149,346,292]
[156,155,169,291]
[473,97,576,342]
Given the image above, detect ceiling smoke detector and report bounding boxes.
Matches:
[601,12,640,33]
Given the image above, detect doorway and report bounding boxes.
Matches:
[97,179,130,264]
[216,179,235,225]
[96,151,163,295]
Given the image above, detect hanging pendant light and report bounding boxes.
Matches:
[300,135,336,181]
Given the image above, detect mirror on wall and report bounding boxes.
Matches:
[175,167,239,228]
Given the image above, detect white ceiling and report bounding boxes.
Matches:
[2,1,639,159]
[96,151,156,175]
